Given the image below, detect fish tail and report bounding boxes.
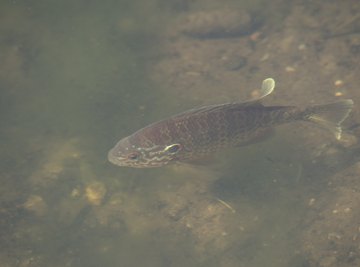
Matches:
[303,99,354,140]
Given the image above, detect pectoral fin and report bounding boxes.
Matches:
[234,127,274,147]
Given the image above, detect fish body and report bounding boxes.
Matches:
[108,78,353,168]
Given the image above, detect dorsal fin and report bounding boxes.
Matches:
[260,78,275,99]
[168,78,276,119]
[234,78,275,107]
[251,78,275,102]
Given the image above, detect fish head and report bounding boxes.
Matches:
[108,136,182,168]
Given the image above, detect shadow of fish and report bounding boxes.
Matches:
[108,78,353,168]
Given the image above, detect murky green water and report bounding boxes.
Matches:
[1,0,358,267]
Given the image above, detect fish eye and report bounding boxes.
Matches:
[165,144,181,154]
[127,152,140,160]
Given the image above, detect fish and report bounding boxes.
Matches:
[108,78,354,168]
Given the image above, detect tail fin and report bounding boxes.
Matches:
[305,99,354,140]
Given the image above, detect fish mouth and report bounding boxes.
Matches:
[107,149,124,166]
[107,149,144,168]
[107,150,165,168]
[107,147,172,168]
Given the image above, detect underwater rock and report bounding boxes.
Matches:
[23,195,47,216]
[85,181,107,206]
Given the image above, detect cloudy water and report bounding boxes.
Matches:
[1,0,359,267]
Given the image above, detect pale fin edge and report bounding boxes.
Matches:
[258,78,275,100]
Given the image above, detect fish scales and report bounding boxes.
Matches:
[167,105,296,151]
[108,78,353,168]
